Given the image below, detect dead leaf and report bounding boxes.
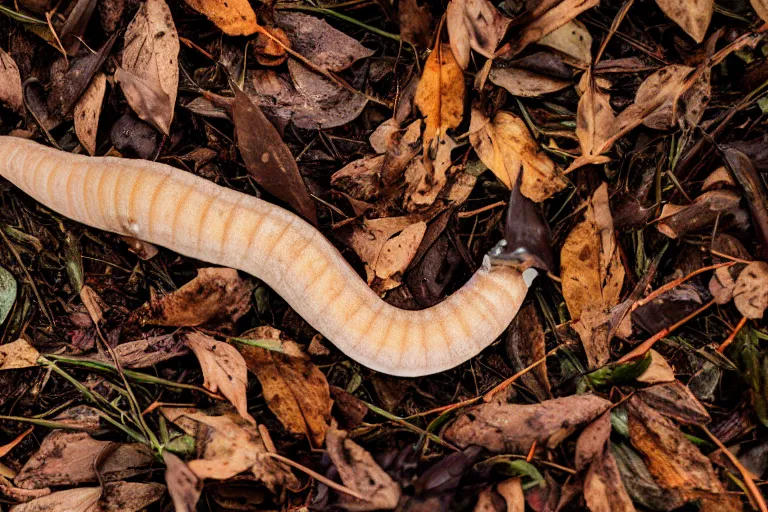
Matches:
[560,183,625,367]
[536,20,593,66]
[92,335,188,368]
[172,411,298,492]
[14,482,165,512]
[74,72,106,156]
[59,0,97,56]
[238,326,332,447]
[326,423,401,511]
[655,0,713,43]
[627,395,739,507]
[576,69,615,158]
[185,332,254,424]
[575,413,636,512]
[733,261,768,319]
[233,87,317,225]
[415,43,465,150]
[656,190,746,239]
[709,265,737,304]
[115,67,172,137]
[122,0,179,135]
[636,350,676,384]
[275,12,374,72]
[331,155,385,201]
[52,405,101,432]
[446,0,510,69]
[183,0,257,35]
[133,267,253,331]
[0,49,23,113]
[489,66,571,97]
[251,26,290,67]
[751,0,768,23]
[399,0,434,48]
[163,451,202,512]
[469,109,565,202]
[505,303,551,400]
[9,487,101,512]
[404,136,456,210]
[14,431,152,489]
[635,381,710,425]
[0,339,40,370]
[444,394,612,453]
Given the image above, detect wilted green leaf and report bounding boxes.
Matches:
[582,353,652,389]
[0,265,17,326]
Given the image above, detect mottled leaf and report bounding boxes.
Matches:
[183,0,258,35]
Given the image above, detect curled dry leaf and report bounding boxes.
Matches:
[446,0,510,69]
[251,26,290,67]
[733,261,768,319]
[326,423,401,511]
[238,326,332,447]
[163,451,202,512]
[656,190,746,239]
[575,413,635,512]
[489,66,571,97]
[233,87,317,225]
[0,339,39,370]
[415,44,465,151]
[536,20,593,67]
[0,48,23,113]
[560,183,625,367]
[469,109,565,203]
[14,431,153,489]
[183,0,257,35]
[185,332,255,425]
[122,0,179,135]
[444,394,612,453]
[170,411,298,492]
[655,0,713,43]
[74,72,106,156]
[275,12,374,72]
[132,267,254,331]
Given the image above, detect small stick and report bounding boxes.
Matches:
[263,452,368,502]
[458,201,507,218]
[717,316,748,353]
[483,345,563,402]
[631,262,733,311]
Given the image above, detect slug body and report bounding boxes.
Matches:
[0,137,529,376]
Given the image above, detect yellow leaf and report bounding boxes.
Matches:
[183,0,258,36]
[415,44,465,150]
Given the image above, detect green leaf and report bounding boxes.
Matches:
[0,265,17,326]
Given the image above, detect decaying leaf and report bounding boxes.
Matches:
[733,261,768,319]
[0,339,40,370]
[635,350,676,384]
[446,0,510,69]
[399,0,434,48]
[52,405,102,432]
[655,0,713,43]
[73,72,106,156]
[183,0,258,35]
[275,12,374,72]
[10,481,165,512]
[163,451,202,512]
[752,0,768,23]
[445,394,612,453]
[415,43,465,150]
[0,48,23,113]
[92,335,188,368]
[469,109,565,202]
[505,303,551,400]
[627,395,740,508]
[537,20,593,66]
[122,0,179,135]
[9,487,100,512]
[185,332,254,425]
[14,431,153,489]
[326,423,401,511]
[635,381,710,425]
[331,155,385,201]
[404,136,457,210]
[575,413,635,512]
[489,66,571,97]
[132,267,254,331]
[167,410,298,492]
[238,326,332,447]
[561,183,625,367]
[709,265,737,304]
[576,69,615,158]
[0,265,16,327]
[656,190,746,239]
[233,87,317,224]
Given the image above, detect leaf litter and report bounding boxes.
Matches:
[3,0,768,510]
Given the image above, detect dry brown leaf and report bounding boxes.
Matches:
[444,394,612,453]
[122,0,179,135]
[576,69,615,158]
[469,109,565,202]
[51,405,101,433]
[709,265,737,304]
[93,335,187,368]
[506,303,551,400]
[375,221,427,279]
[635,381,710,425]
[536,20,593,66]
[575,413,635,512]
[415,43,465,150]
[560,183,625,367]
[0,49,23,113]
[627,395,740,507]
[14,431,152,489]
[326,423,401,511]
[446,0,510,69]
[752,0,768,22]
[174,411,298,492]
[133,267,253,331]
[733,261,768,319]
[489,67,571,97]
[656,190,744,239]
[163,451,202,512]
[74,72,106,156]
[185,332,254,425]
[636,350,676,384]
[183,0,257,35]
[9,487,101,512]
[233,87,317,225]
[115,66,172,136]
[399,0,434,48]
[13,482,166,512]
[497,478,524,511]
[655,0,713,43]
[275,12,374,72]
[404,136,456,210]
[330,155,385,201]
[238,326,332,447]
[0,339,40,370]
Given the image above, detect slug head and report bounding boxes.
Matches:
[487,175,554,274]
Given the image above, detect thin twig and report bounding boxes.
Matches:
[263,452,369,501]
[717,317,748,353]
[483,345,564,402]
[631,262,733,311]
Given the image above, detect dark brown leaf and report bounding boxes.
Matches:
[504,303,551,400]
[723,149,768,259]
